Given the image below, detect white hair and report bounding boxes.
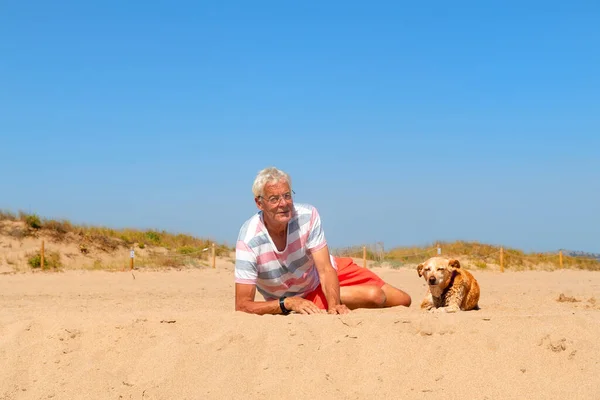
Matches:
[252,167,292,197]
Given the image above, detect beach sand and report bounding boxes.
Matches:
[1,260,599,399]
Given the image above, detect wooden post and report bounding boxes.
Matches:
[363,246,367,269]
[500,247,504,273]
[40,240,45,269]
[211,243,216,269]
[559,251,563,269]
[130,248,134,270]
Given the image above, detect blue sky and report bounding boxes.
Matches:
[1,1,599,253]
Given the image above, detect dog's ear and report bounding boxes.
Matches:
[448,259,461,270]
[417,263,424,277]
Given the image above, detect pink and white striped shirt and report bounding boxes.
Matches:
[235,203,336,301]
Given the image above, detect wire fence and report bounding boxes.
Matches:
[23,241,225,271]
[133,244,223,269]
[135,250,210,269]
[331,242,387,261]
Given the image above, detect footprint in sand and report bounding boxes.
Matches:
[57,328,83,358]
[556,294,599,310]
[585,297,598,310]
[556,293,580,303]
[538,334,575,356]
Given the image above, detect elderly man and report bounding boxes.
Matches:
[235,167,411,315]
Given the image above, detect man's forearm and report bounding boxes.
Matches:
[236,299,284,315]
[320,269,342,308]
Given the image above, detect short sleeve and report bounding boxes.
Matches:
[235,240,258,284]
[306,207,327,251]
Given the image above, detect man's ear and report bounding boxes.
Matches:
[417,263,424,277]
[448,259,461,270]
[254,197,264,211]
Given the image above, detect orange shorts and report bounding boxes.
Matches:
[303,257,386,310]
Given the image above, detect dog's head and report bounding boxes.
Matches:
[417,257,461,288]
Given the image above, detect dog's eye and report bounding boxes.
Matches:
[437,267,444,271]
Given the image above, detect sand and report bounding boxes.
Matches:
[1,260,599,400]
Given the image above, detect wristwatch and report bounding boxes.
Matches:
[279,297,291,315]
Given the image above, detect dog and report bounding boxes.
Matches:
[417,257,480,312]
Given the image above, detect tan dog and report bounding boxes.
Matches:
[417,257,480,312]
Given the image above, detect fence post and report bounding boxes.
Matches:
[41,240,45,269]
[130,248,134,270]
[559,251,563,269]
[500,247,504,273]
[363,246,367,268]
[211,243,216,269]
[437,243,441,255]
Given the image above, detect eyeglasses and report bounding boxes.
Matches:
[259,190,295,205]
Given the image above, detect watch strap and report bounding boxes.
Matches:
[279,297,291,315]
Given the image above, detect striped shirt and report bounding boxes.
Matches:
[235,203,336,301]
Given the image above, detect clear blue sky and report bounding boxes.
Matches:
[1,1,599,253]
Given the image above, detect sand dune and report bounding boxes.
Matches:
[1,261,599,400]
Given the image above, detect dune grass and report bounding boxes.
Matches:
[0,209,233,260]
[3,209,598,271]
[334,240,600,271]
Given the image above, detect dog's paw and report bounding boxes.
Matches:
[430,306,459,313]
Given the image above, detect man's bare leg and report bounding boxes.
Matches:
[381,284,411,307]
[340,284,411,309]
[340,285,386,309]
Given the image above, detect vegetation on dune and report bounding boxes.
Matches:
[0,209,233,270]
[335,240,600,271]
[435,241,599,271]
[27,250,62,270]
[2,209,598,271]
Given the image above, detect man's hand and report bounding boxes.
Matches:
[285,297,326,315]
[328,304,351,315]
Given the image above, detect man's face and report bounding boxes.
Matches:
[255,180,293,227]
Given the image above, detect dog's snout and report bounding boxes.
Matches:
[428,276,436,284]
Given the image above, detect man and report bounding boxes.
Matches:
[235,167,411,315]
